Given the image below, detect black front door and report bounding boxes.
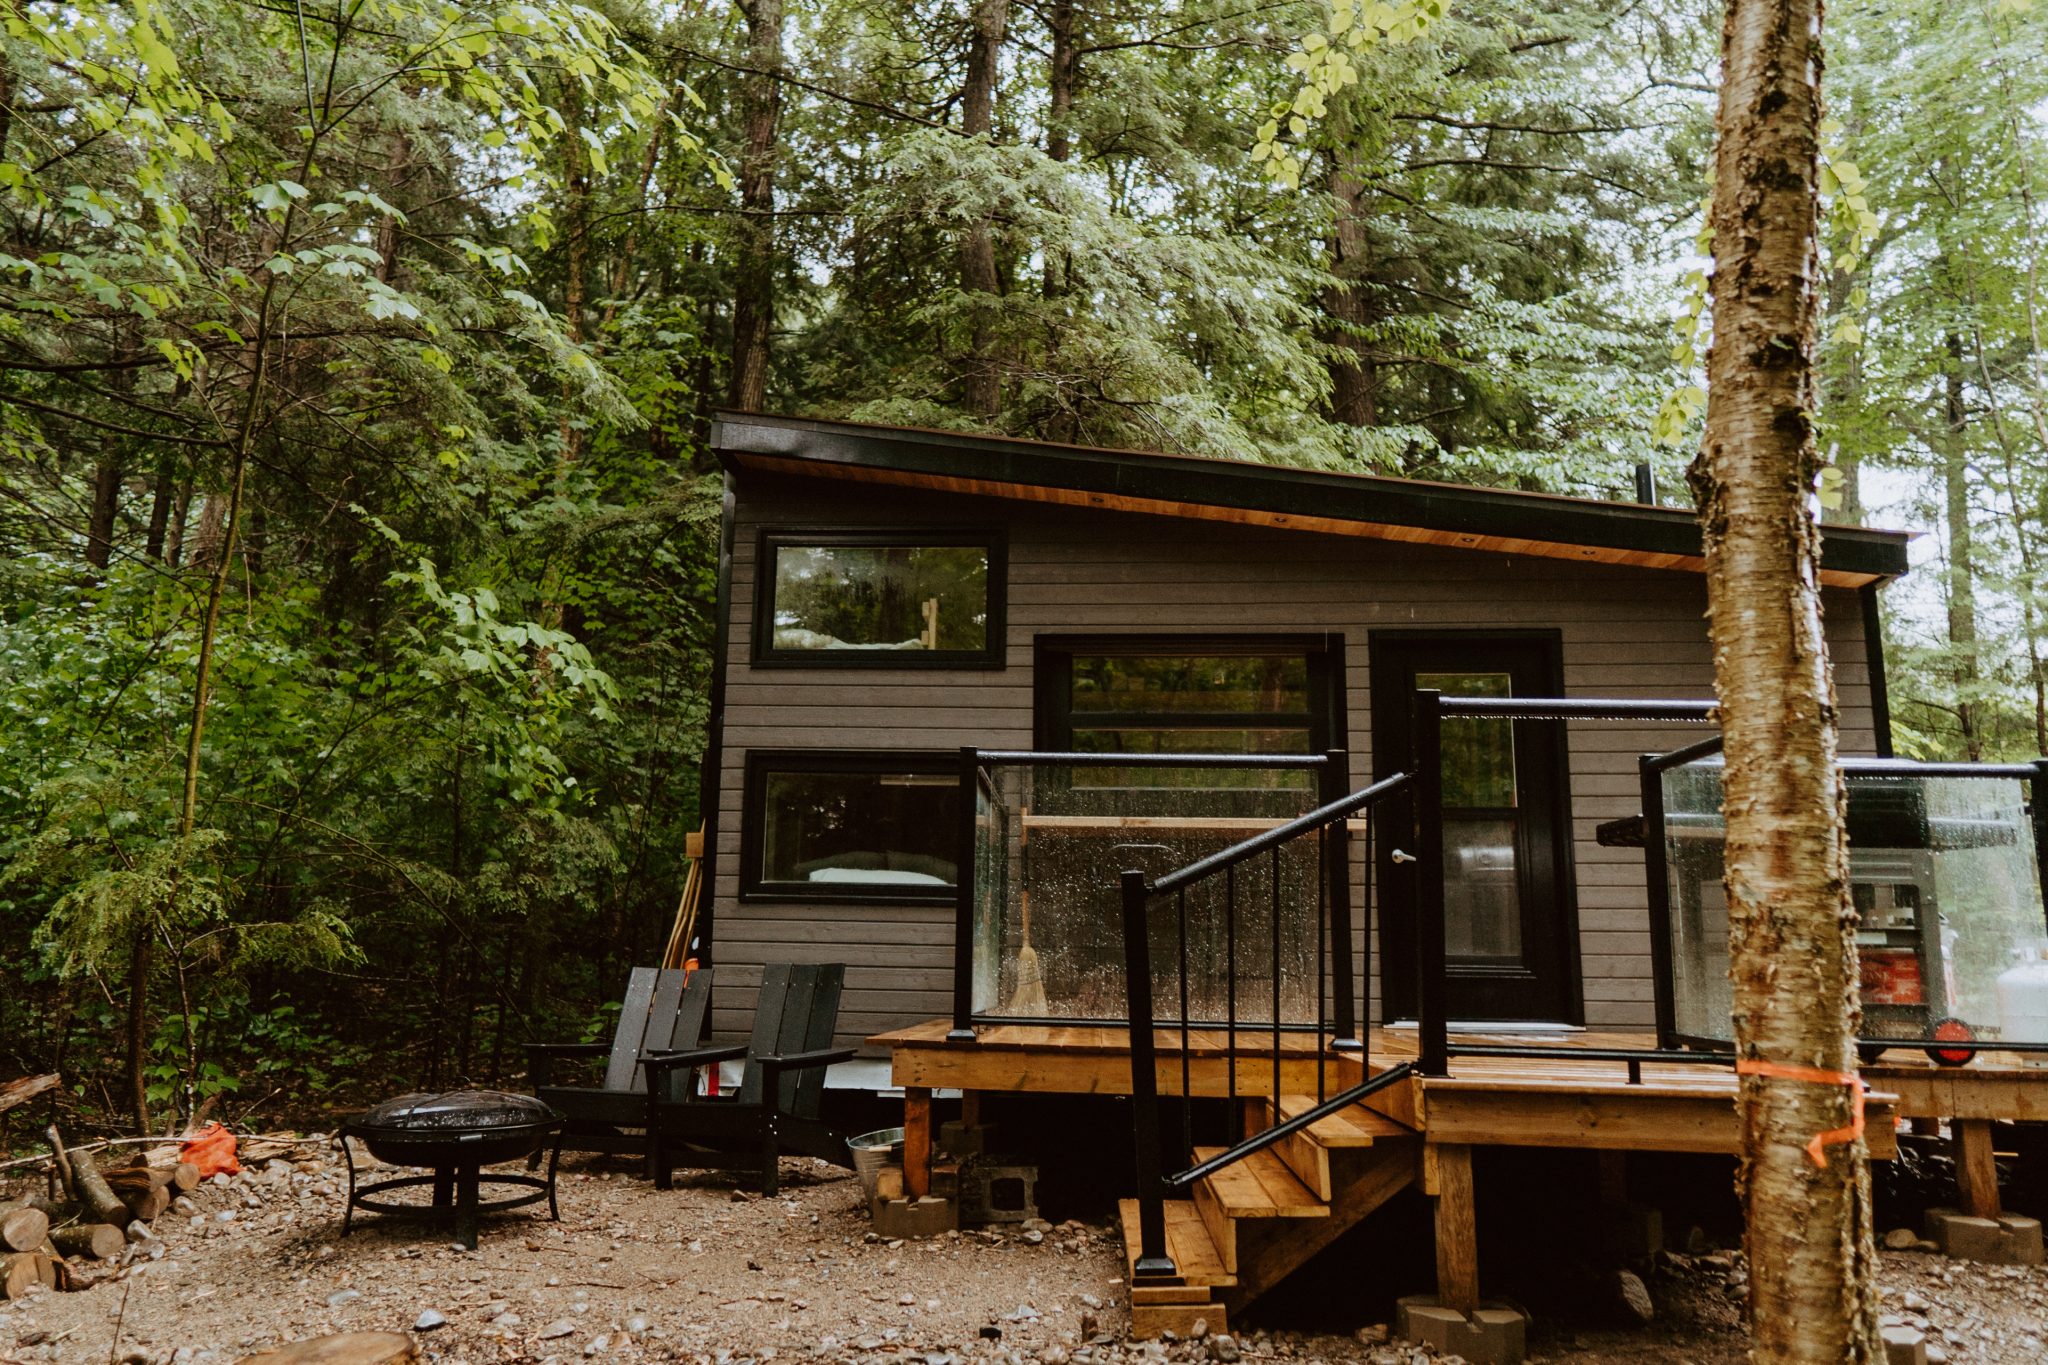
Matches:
[1372,633,1580,1023]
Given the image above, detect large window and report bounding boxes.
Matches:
[754,530,1003,666]
[1035,636,1338,802]
[741,752,961,902]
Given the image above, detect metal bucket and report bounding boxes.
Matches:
[848,1126,905,1201]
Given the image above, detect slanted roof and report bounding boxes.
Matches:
[711,412,1913,588]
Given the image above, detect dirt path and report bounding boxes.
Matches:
[6,1154,2048,1365]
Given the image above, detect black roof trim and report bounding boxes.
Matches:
[710,412,1913,581]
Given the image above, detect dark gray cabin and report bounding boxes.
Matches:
[697,413,1913,1071]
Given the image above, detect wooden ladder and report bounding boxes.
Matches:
[1119,1097,1422,1337]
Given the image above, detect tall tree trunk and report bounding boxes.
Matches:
[1042,0,1075,303]
[165,478,191,566]
[1324,139,1377,428]
[1823,264,1863,523]
[1942,332,1981,759]
[145,463,175,561]
[86,452,121,570]
[124,929,151,1132]
[727,0,783,413]
[1689,0,1882,1357]
[958,0,1009,418]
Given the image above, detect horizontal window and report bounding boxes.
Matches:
[741,752,961,902]
[754,530,1003,666]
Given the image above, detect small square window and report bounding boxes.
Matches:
[741,752,962,902]
[753,530,1004,666]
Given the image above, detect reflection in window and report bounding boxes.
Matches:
[1416,671,1521,960]
[1060,650,1318,795]
[751,760,960,897]
[1416,671,1517,808]
[767,540,991,656]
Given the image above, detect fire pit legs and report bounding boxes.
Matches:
[337,1092,563,1250]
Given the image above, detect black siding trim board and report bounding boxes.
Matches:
[710,412,1914,582]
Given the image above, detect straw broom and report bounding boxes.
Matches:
[1005,890,1049,1015]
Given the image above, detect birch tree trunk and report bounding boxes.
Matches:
[1688,0,1882,1357]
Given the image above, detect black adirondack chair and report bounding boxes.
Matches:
[642,962,856,1196]
[526,966,712,1170]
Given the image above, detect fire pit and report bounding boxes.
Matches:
[340,1091,563,1249]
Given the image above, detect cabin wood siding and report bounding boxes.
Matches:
[710,473,1878,1051]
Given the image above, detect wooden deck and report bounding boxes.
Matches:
[857,1019,2048,1159]
[867,1019,2048,1334]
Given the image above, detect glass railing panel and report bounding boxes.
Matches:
[1660,758,2048,1050]
[971,758,1321,1025]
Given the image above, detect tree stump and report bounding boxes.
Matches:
[234,1333,418,1365]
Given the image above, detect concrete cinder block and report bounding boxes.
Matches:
[960,1159,1040,1226]
[871,1195,957,1239]
[1881,1324,1928,1365]
[1998,1215,2045,1266]
[1923,1208,2041,1264]
[1395,1296,1528,1365]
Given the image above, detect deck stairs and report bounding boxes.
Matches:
[1118,1095,1422,1336]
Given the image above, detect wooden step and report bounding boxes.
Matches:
[1189,1146,1328,1274]
[1118,1198,1237,1289]
[1257,1096,1418,1199]
[1267,1094,1417,1146]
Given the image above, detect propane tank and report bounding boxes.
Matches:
[1996,939,2048,1048]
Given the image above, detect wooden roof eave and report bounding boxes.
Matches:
[712,413,1913,589]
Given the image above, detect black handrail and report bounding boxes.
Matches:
[973,750,1329,768]
[1153,771,1413,896]
[1121,768,1412,1279]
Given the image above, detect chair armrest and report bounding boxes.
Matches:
[755,1047,857,1073]
[526,1041,610,1088]
[641,1042,750,1077]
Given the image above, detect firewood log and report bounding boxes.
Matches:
[123,1184,171,1222]
[44,1125,76,1200]
[0,1074,58,1117]
[69,1156,131,1228]
[1,1252,40,1300]
[235,1333,419,1365]
[0,1207,49,1253]
[48,1224,124,1261]
[169,1161,201,1192]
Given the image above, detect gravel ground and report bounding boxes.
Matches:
[6,1152,2048,1365]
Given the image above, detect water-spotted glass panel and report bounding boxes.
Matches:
[763,537,994,660]
[1661,759,2048,1049]
[971,760,1322,1023]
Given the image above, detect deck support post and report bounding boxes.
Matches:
[1413,690,1449,1077]
[1430,1143,1480,1314]
[904,1087,933,1200]
[1121,867,1176,1278]
[1954,1118,2000,1219]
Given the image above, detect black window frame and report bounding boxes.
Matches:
[739,749,964,905]
[751,527,1007,668]
[1033,633,1345,754]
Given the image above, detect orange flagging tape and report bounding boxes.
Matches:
[1734,1058,1867,1169]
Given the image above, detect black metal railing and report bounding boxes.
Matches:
[1120,769,1416,1278]
[1413,692,2048,1073]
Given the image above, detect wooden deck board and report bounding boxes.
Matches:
[874,1019,2028,1152]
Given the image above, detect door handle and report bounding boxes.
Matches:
[1390,849,1417,864]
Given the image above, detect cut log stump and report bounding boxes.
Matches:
[0,1207,49,1253]
[49,1224,125,1261]
[235,1333,418,1365]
